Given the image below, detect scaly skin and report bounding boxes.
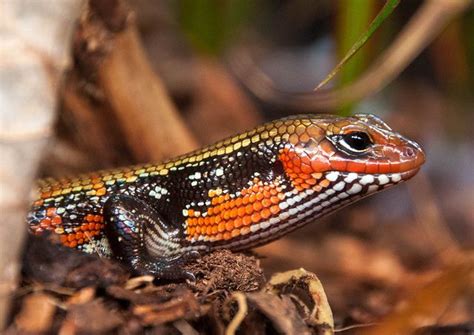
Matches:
[27,114,425,279]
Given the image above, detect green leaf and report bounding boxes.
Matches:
[314,0,400,101]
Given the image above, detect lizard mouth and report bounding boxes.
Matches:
[399,167,421,181]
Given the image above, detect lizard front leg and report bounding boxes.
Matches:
[103,194,199,280]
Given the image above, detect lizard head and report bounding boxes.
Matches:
[278,113,425,194]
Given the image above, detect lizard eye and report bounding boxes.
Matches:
[330,131,373,155]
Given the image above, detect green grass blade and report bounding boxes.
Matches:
[314,0,400,92]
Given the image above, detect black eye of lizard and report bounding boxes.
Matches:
[330,131,373,155]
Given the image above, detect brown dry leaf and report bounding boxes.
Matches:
[266,269,334,335]
[61,300,122,334]
[132,289,201,326]
[224,268,334,335]
[246,292,312,335]
[124,275,155,290]
[66,287,96,305]
[362,259,473,335]
[14,292,57,332]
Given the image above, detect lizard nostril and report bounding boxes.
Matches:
[403,147,416,158]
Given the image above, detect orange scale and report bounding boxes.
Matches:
[60,235,68,245]
[211,225,219,234]
[294,178,303,185]
[347,161,366,173]
[270,196,280,205]
[85,214,95,222]
[311,159,330,172]
[251,213,261,223]
[242,216,252,226]
[249,194,257,203]
[217,222,226,233]
[364,162,379,174]
[319,179,330,188]
[93,182,104,189]
[223,232,232,240]
[222,211,230,220]
[52,216,62,225]
[229,208,238,219]
[206,226,213,236]
[390,161,401,173]
[187,227,195,236]
[225,221,234,232]
[234,217,243,228]
[231,229,240,238]
[235,198,243,207]
[270,205,280,215]
[69,241,77,248]
[211,197,220,206]
[206,217,216,226]
[261,208,271,219]
[94,215,102,222]
[255,193,264,201]
[270,188,278,196]
[46,207,56,217]
[292,155,301,165]
[330,159,348,171]
[40,192,52,199]
[292,166,302,174]
[227,199,236,209]
[236,207,245,217]
[253,202,263,212]
[242,196,249,205]
[67,234,75,242]
[215,216,222,224]
[96,188,107,196]
[262,198,272,207]
[188,209,195,217]
[245,204,253,215]
[39,218,52,228]
[378,162,391,174]
[240,227,250,235]
[195,226,201,234]
[78,239,84,245]
[198,217,205,226]
[215,233,223,241]
[300,163,313,174]
[306,178,317,185]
